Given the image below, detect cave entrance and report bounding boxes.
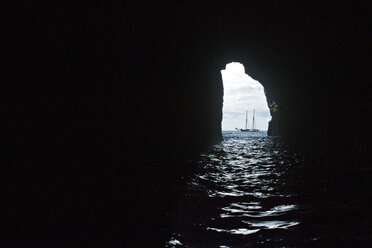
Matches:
[221,62,271,132]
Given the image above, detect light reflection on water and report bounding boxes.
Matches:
[165,131,372,247]
[165,131,303,247]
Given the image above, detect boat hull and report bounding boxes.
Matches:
[236,128,259,132]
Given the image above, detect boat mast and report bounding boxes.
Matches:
[245,110,248,129]
[252,109,255,130]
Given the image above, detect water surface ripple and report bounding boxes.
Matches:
[165,131,372,247]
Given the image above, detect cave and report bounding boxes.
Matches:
[221,62,272,132]
[4,2,371,247]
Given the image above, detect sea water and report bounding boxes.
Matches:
[164,131,372,247]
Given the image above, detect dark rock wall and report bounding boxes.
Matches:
[6,2,370,166]
[119,1,371,165]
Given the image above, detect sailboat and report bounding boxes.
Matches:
[235,109,259,132]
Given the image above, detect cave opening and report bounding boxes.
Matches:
[221,62,271,132]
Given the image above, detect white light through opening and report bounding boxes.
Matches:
[221,62,271,131]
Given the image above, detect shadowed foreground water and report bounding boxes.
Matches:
[165,131,372,247]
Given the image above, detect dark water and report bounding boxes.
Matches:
[164,131,372,247]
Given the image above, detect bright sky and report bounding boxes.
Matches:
[221,62,271,131]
